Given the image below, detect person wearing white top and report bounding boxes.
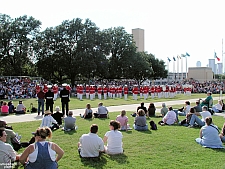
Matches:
[78,124,104,158]
[212,100,223,113]
[40,110,59,130]
[178,101,191,116]
[160,107,177,125]
[189,106,212,127]
[19,127,64,169]
[103,120,123,155]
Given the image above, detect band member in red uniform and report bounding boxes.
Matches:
[35,84,40,97]
[143,85,148,100]
[52,84,58,101]
[123,85,128,100]
[103,85,108,100]
[164,85,169,98]
[79,84,83,100]
[132,85,138,100]
[118,85,122,98]
[85,85,90,99]
[97,85,102,100]
[150,85,155,99]
[111,85,116,99]
[43,84,48,93]
[90,85,95,100]
[139,85,144,99]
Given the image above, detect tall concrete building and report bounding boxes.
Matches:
[132,28,144,52]
[217,63,223,74]
[196,61,201,67]
[208,59,216,73]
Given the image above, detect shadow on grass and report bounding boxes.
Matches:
[106,153,129,164]
[211,148,225,152]
[80,155,107,169]
[137,130,152,134]
[63,130,77,135]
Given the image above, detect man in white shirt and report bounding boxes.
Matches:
[78,124,104,158]
[0,129,18,169]
[161,107,177,125]
[40,110,59,130]
[189,106,212,127]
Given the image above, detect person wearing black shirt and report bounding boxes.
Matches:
[52,106,63,126]
[45,85,54,113]
[60,83,70,116]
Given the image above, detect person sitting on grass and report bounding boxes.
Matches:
[178,101,191,116]
[1,101,9,115]
[80,103,93,119]
[40,110,59,131]
[211,100,223,113]
[15,100,26,114]
[160,103,168,117]
[19,127,64,168]
[63,111,76,131]
[200,91,213,107]
[131,102,147,117]
[116,110,131,131]
[103,120,123,155]
[180,107,196,126]
[195,117,223,148]
[78,124,104,158]
[94,102,109,118]
[0,128,20,168]
[193,101,202,113]
[52,106,63,127]
[188,106,211,128]
[158,106,177,126]
[219,122,225,142]
[133,109,148,131]
[8,101,15,114]
[148,103,156,117]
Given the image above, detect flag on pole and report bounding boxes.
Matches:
[167,57,171,62]
[181,54,186,57]
[186,52,190,56]
[177,55,181,59]
[173,57,176,61]
[214,51,220,61]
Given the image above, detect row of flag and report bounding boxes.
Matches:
[167,52,221,62]
[167,52,190,62]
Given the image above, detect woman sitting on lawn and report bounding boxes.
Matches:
[195,117,223,148]
[160,103,168,117]
[103,120,123,155]
[116,110,130,131]
[19,127,64,169]
[1,102,9,115]
[80,103,93,119]
[180,107,196,126]
[212,100,223,113]
[148,103,156,117]
[133,109,148,131]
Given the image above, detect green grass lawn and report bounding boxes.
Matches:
[4,93,225,169]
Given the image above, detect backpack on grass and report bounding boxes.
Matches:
[149,120,157,130]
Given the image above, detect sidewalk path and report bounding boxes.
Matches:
[1,97,224,123]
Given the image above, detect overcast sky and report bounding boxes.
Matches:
[1,0,225,72]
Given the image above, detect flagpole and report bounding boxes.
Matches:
[222,38,224,74]
[173,57,175,81]
[167,60,170,83]
[186,56,187,79]
[181,56,183,80]
[177,56,179,81]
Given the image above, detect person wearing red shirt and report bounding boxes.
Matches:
[43,84,48,93]
[150,85,155,99]
[118,85,122,98]
[52,84,58,101]
[89,85,95,100]
[164,85,169,98]
[123,85,128,100]
[132,85,138,100]
[139,85,144,99]
[103,85,108,100]
[97,85,102,100]
[111,85,115,99]
[143,85,148,100]
[79,84,83,100]
[85,85,90,99]
[35,84,40,95]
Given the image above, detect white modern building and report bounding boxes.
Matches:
[132,28,144,52]
[208,59,216,73]
[196,61,201,67]
[217,63,223,74]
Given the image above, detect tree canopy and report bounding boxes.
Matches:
[0,13,168,84]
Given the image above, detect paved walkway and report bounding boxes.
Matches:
[1,97,225,123]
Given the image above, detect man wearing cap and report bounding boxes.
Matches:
[123,85,128,100]
[40,110,59,130]
[63,111,76,131]
[45,85,54,113]
[60,83,70,116]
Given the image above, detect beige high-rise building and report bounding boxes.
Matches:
[132,28,144,52]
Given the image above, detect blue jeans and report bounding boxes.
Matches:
[38,99,44,115]
[212,107,219,113]
[189,114,205,126]
[133,124,148,131]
